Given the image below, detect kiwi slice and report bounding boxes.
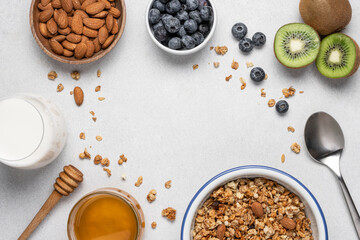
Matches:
[274,23,320,68]
[316,33,360,79]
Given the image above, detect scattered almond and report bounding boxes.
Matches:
[251,202,264,218]
[291,142,301,154]
[231,59,239,70]
[147,189,157,203]
[280,217,296,230]
[79,132,85,139]
[48,71,58,80]
[73,86,84,106]
[216,224,226,239]
[268,99,276,107]
[165,180,172,189]
[135,176,143,187]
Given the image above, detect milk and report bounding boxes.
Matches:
[0,94,67,169]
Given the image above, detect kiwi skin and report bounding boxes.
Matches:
[273,23,320,69]
[299,0,352,36]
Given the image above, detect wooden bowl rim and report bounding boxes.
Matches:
[29,0,126,65]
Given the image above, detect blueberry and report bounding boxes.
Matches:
[149,9,161,24]
[198,23,210,36]
[189,10,202,24]
[275,100,289,114]
[198,0,209,9]
[176,10,189,22]
[239,38,254,53]
[154,27,168,42]
[181,35,196,49]
[250,67,266,82]
[199,6,213,21]
[159,0,170,3]
[192,32,204,46]
[164,17,181,33]
[152,0,166,12]
[179,0,186,3]
[166,0,182,14]
[184,19,198,34]
[231,23,247,40]
[177,25,187,37]
[162,14,172,23]
[153,21,164,31]
[168,37,182,49]
[181,4,187,11]
[252,32,266,47]
[186,0,198,11]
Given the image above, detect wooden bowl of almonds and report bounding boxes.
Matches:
[30,0,126,64]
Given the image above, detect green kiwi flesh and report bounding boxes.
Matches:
[274,23,320,69]
[316,33,358,79]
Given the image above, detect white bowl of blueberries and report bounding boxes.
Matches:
[146,0,216,55]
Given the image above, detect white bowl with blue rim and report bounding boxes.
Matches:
[145,0,217,55]
[181,165,328,240]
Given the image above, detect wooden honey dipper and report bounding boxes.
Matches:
[18,165,83,240]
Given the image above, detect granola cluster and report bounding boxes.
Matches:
[192,178,313,240]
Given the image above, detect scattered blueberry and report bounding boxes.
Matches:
[275,100,289,114]
[231,23,247,40]
[184,19,198,34]
[154,27,168,42]
[250,67,266,82]
[176,10,189,22]
[164,17,181,33]
[192,32,204,46]
[198,23,210,36]
[186,0,199,11]
[177,25,187,37]
[153,21,164,31]
[189,10,202,24]
[168,37,182,49]
[239,38,254,53]
[166,0,182,14]
[153,0,166,12]
[252,32,266,47]
[149,9,161,24]
[199,6,213,21]
[181,35,196,49]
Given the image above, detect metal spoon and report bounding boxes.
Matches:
[304,111,360,238]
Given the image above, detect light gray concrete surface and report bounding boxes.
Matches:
[1,0,360,239]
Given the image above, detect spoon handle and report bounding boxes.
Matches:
[338,176,360,239]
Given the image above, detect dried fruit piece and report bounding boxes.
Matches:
[251,202,264,217]
[48,71,58,80]
[161,207,176,221]
[73,86,84,106]
[135,176,143,187]
[280,217,296,230]
[147,189,157,203]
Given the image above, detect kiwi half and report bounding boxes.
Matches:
[316,33,360,79]
[274,23,320,69]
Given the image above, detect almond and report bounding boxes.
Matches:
[63,49,74,57]
[61,0,73,13]
[52,0,62,8]
[72,0,81,10]
[62,40,77,51]
[41,0,51,7]
[280,217,296,230]
[110,1,115,7]
[58,27,71,35]
[71,13,83,34]
[101,34,114,49]
[99,0,111,9]
[93,37,101,52]
[83,26,98,38]
[251,202,263,218]
[68,16,72,27]
[53,9,59,22]
[49,39,64,55]
[111,18,119,34]
[52,35,66,42]
[46,18,58,35]
[85,2,105,15]
[74,9,89,19]
[73,86,84,106]
[105,14,113,32]
[85,40,95,58]
[66,33,82,43]
[92,11,108,18]
[39,9,54,22]
[81,35,89,44]
[83,18,105,29]
[109,7,120,18]
[39,22,49,38]
[56,9,68,28]
[74,42,87,59]
[98,26,108,44]
[38,3,52,11]
[216,224,226,240]
[81,0,96,11]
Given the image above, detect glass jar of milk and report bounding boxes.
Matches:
[0,94,67,169]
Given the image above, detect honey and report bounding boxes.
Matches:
[73,194,138,240]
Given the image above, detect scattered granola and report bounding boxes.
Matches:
[268,99,276,107]
[291,142,301,153]
[48,71,58,80]
[225,75,232,81]
[165,180,172,189]
[240,77,246,90]
[118,154,128,165]
[94,155,102,165]
[121,174,127,181]
[231,59,239,70]
[96,136,103,141]
[162,207,176,221]
[147,189,157,203]
[287,126,295,133]
[281,154,285,163]
[71,71,80,80]
[103,168,111,177]
[79,148,91,159]
[214,46,228,55]
[264,73,268,80]
[79,132,85,140]
[70,91,73,95]
[98,97,105,101]
[135,176,143,187]
[210,46,214,50]
[92,117,97,122]
[151,221,157,229]
[260,88,266,97]
[192,178,313,240]
[97,69,102,77]
[95,85,101,92]
[246,61,254,68]
[57,83,64,92]
[299,90,304,94]
[193,64,199,70]
[101,157,110,167]
[213,62,220,68]
[90,111,95,116]
[282,87,296,98]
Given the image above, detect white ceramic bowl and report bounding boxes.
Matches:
[145,0,217,55]
[181,165,328,240]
